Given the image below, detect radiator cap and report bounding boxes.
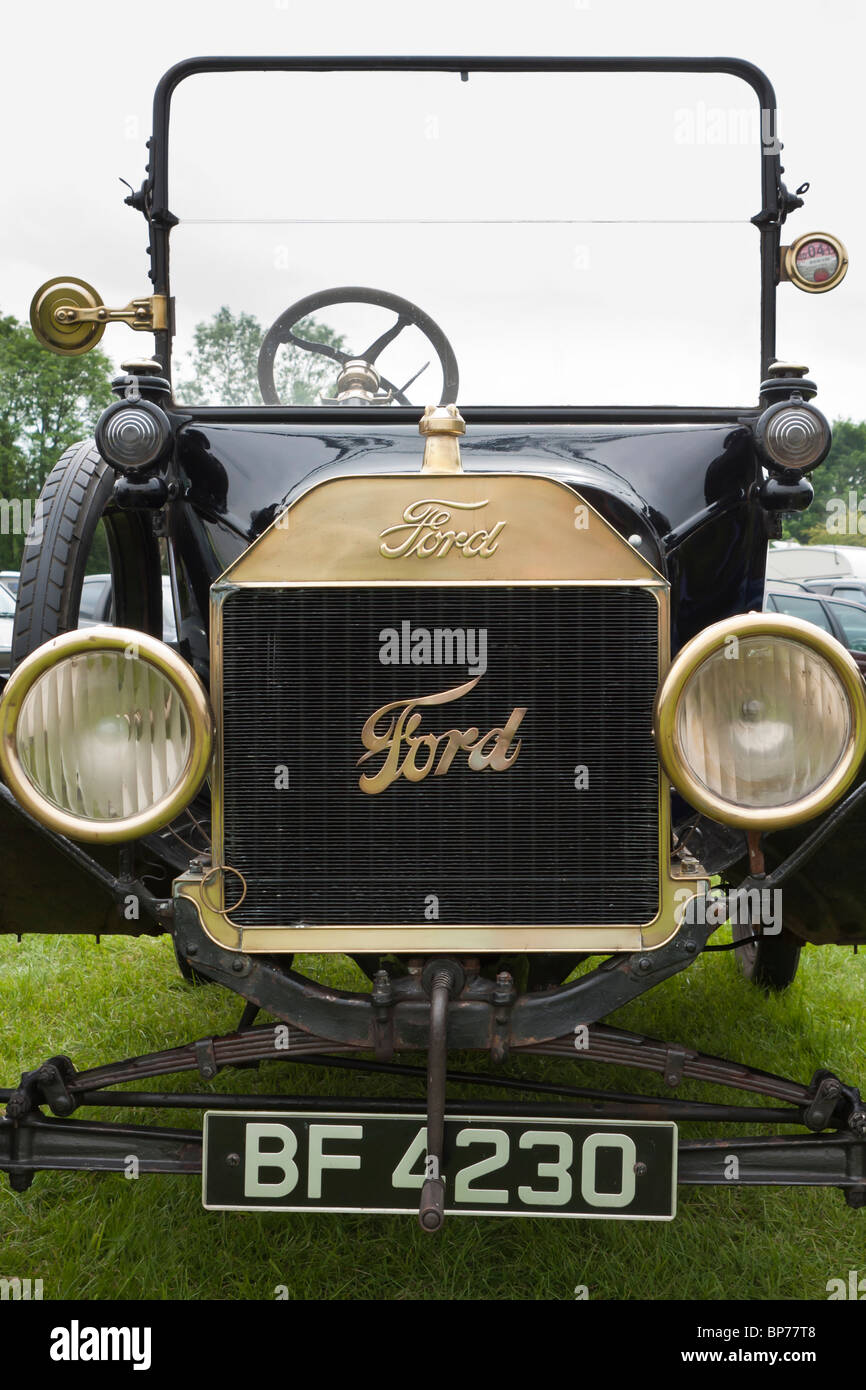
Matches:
[419,403,465,473]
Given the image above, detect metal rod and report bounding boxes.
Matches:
[172,405,760,425]
[0,1087,805,1125]
[418,974,451,1231]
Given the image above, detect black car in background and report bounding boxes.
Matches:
[766,581,866,673]
[804,575,866,605]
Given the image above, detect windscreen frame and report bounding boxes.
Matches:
[146,55,785,420]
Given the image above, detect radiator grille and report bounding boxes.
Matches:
[219,585,660,927]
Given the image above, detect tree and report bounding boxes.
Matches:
[175,306,345,406]
[0,314,114,570]
[782,419,866,547]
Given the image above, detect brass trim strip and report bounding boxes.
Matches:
[219,578,668,590]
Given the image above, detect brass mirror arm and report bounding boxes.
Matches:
[53,295,169,333]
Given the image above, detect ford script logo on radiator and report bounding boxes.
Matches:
[357,676,527,795]
[378,498,506,559]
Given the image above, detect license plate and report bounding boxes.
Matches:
[203,1112,677,1220]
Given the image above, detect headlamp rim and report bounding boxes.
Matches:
[0,625,213,842]
[654,612,866,830]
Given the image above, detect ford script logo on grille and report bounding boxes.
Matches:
[378,498,506,559]
[357,676,527,795]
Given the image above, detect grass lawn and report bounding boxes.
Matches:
[0,931,864,1301]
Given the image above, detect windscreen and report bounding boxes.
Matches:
[167,69,763,408]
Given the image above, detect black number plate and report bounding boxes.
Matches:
[203,1112,677,1220]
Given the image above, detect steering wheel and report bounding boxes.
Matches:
[257,286,459,406]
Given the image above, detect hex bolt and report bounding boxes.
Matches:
[492,970,515,1008]
[232,958,246,973]
[637,957,652,973]
[372,970,392,1007]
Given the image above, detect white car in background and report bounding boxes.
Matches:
[766,543,866,582]
[0,581,15,677]
[0,573,176,681]
[77,573,178,643]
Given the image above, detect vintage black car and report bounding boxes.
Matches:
[1,56,864,1227]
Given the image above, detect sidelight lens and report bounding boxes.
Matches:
[95,399,171,471]
[756,401,830,474]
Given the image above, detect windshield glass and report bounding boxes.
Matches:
[167,68,763,408]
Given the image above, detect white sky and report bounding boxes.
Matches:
[2,0,864,413]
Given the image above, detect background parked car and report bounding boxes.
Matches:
[802,576,866,605]
[77,573,113,628]
[766,543,866,582]
[1,572,177,681]
[77,573,178,644]
[765,582,866,673]
[0,581,15,679]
